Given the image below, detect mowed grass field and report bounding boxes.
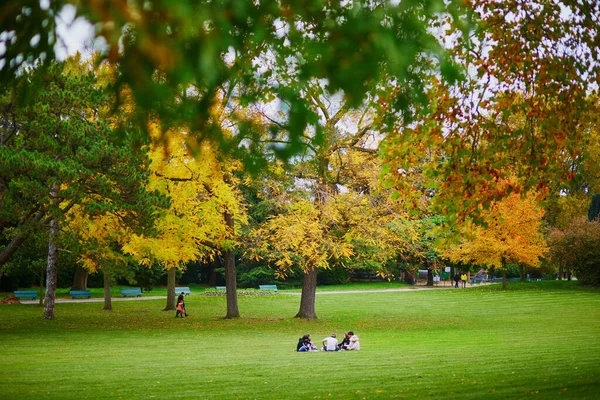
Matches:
[0,281,599,399]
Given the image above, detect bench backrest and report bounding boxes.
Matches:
[121,288,142,295]
[259,285,278,291]
[69,290,92,296]
[14,291,38,299]
[175,287,191,294]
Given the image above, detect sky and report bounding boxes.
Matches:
[54,5,102,60]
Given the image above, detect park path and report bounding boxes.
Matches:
[18,283,485,304]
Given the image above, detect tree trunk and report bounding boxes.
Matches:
[426,268,433,286]
[519,265,526,282]
[224,211,240,319]
[502,267,507,290]
[72,266,88,290]
[103,272,112,311]
[44,218,59,319]
[164,267,176,311]
[208,260,218,286]
[295,267,318,319]
[558,262,564,280]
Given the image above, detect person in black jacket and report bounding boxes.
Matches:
[296,334,316,352]
[339,332,351,350]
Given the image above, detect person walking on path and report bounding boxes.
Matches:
[460,273,468,288]
[177,292,188,316]
[454,273,460,288]
[175,299,186,318]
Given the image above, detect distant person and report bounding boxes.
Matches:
[175,299,186,318]
[297,334,317,352]
[460,273,467,288]
[454,273,460,288]
[346,331,360,351]
[321,333,340,351]
[339,332,351,350]
[177,292,188,316]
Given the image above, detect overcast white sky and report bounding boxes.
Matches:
[54,5,102,60]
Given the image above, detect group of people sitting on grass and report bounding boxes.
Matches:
[296,332,360,352]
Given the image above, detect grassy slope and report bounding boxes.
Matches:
[0,281,598,399]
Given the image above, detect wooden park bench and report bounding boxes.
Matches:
[69,290,92,299]
[121,288,143,297]
[215,286,226,292]
[14,290,38,300]
[175,287,191,295]
[259,285,278,292]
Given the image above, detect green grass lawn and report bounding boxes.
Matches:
[1,281,599,399]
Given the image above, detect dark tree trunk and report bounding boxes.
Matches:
[519,265,526,282]
[426,268,434,286]
[103,272,112,311]
[164,267,176,311]
[208,260,218,287]
[43,185,59,319]
[502,266,507,290]
[295,267,318,319]
[558,263,564,280]
[72,266,88,290]
[224,211,240,319]
[44,218,58,319]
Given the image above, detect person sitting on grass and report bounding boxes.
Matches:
[321,333,340,351]
[346,331,360,351]
[339,332,351,350]
[296,334,318,352]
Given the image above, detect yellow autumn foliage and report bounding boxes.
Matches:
[443,191,548,269]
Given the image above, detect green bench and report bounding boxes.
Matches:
[259,285,278,292]
[14,290,38,300]
[121,288,143,297]
[215,286,226,292]
[175,287,191,295]
[69,290,92,299]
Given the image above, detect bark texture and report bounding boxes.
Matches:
[164,268,176,311]
[72,266,89,290]
[43,217,58,319]
[295,267,318,319]
[103,272,112,311]
[224,211,240,319]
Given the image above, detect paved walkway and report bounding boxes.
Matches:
[18,283,488,304]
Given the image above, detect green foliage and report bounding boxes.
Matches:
[0,58,162,237]
[548,217,600,287]
[237,266,276,288]
[0,1,471,166]
[588,193,600,222]
[131,262,166,292]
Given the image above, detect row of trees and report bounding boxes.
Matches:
[1,1,599,319]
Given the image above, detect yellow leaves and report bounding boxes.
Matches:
[443,190,547,268]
